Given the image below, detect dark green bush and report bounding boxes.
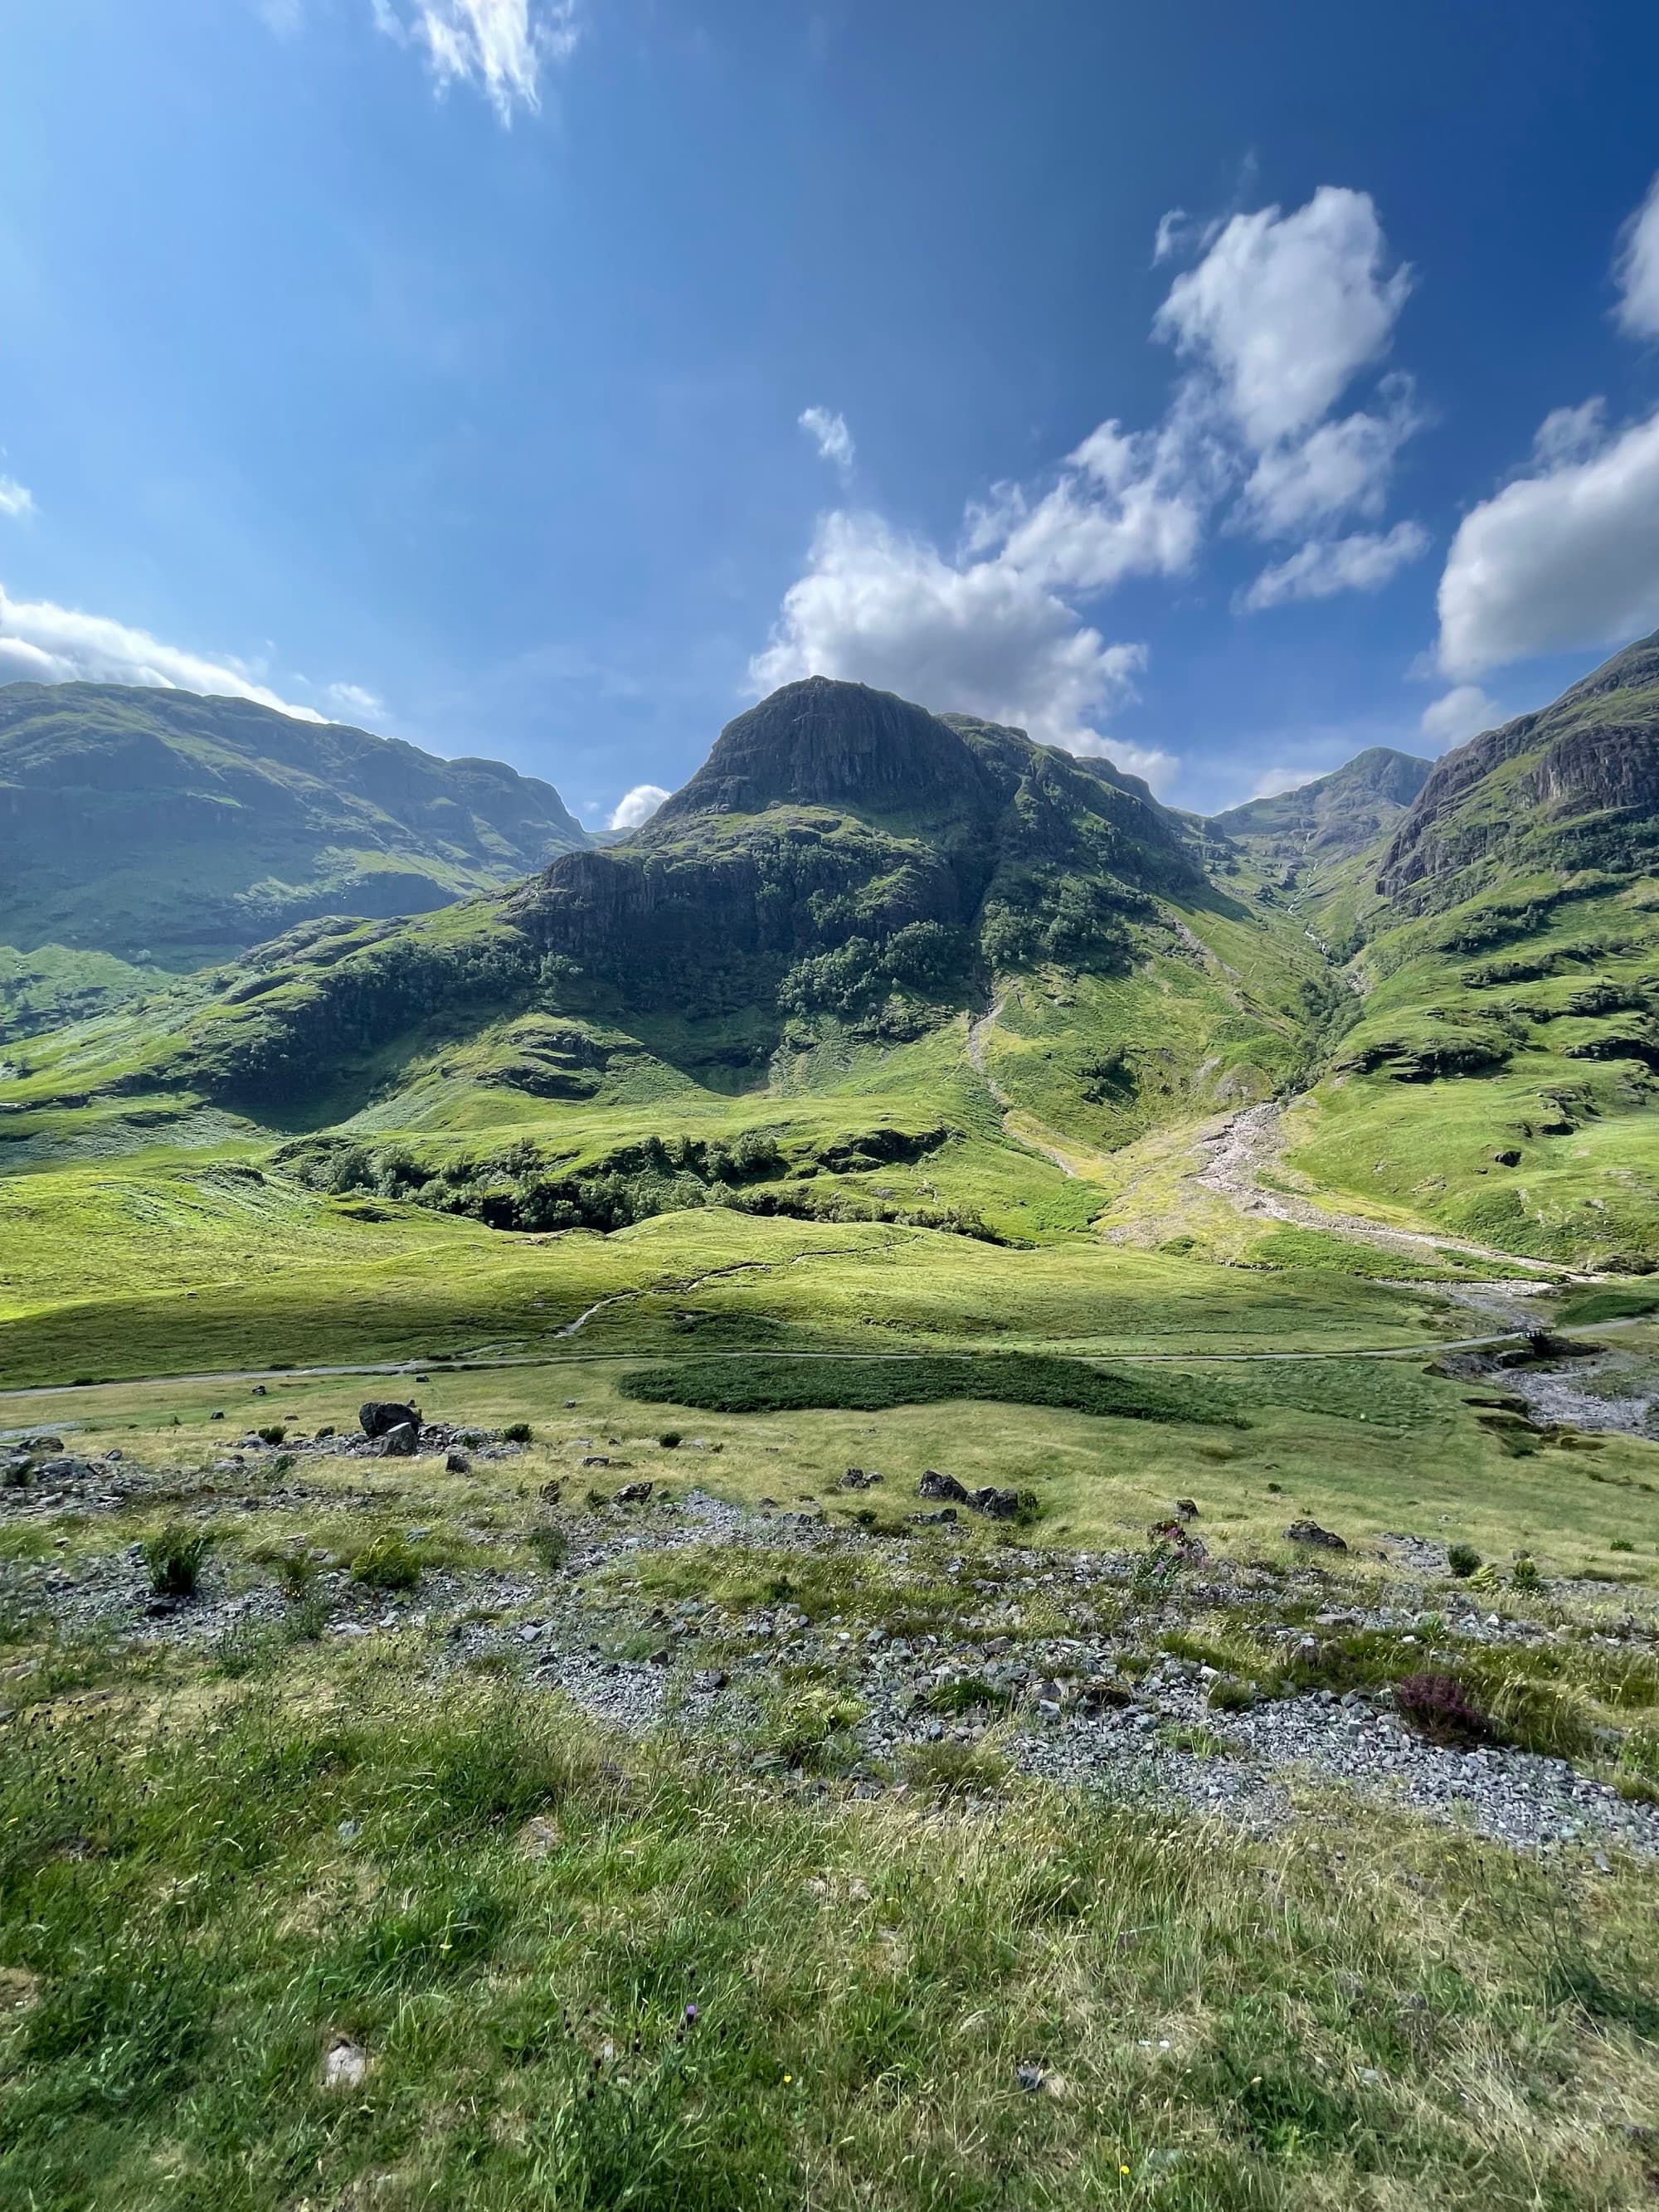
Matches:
[502,1422,533,1445]
[143,1526,213,1600]
[1447,1542,1481,1578]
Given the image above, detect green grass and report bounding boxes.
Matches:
[0,1660,1654,2210]
[617,1352,1240,1424]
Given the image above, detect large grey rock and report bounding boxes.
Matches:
[360,1400,421,1439]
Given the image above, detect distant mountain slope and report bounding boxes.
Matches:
[1378,630,1659,909]
[1209,746,1432,861]
[0,681,589,969]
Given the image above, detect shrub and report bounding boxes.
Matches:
[1394,1671,1488,1748]
[1206,1675,1257,1714]
[502,1422,533,1445]
[900,1737,1010,1796]
[255,1424,286,1446]
[1511,1554,1543,1592]
[1617,1724,1659,1791]
[1447,1543,1481,1578]
[527,1524,569,1573]
[1484,1675,1593,1761]
[351,1536,422,1592]
[143,1526,213,1600]
[659,1432,683,1450]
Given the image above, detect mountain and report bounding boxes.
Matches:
[0,681,589,973]
[1377,630,1659,908]
[1209,746,1433,862]
[7,650,1659,1270]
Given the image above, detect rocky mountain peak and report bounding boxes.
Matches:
[650,677,998,826]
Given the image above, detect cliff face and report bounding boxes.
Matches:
[653,677,1000,827]
[1378,633,1659,906]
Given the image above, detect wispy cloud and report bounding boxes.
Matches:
[799,406,854,476]
[373,0,580,123]
[0,474,36,523]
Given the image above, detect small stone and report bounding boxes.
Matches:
[445,1451,471,1475]
[1172,1497,1199,1521]
[693,1668,729,1692]
[1283,1519,1347,1551]
[615,1480,654,1505]
[337,1818,361,1842]
[324,2039,367,2089]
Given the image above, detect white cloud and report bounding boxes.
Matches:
[1247,766,1312,800]
[1533,397,1606,466]
[799,407,854,475]
[608,782,669,830]
[0,475,34,523]
[1241,521,1428,611]
[756,186,1428,773]
[0,585,323,718]
[750,505,1173,785]
[1614,171,1659,341]
[1238,377,1418,536]
[324,681,386,723]
[1419,683,1498,748]
[374,0,578,122]
[1155,186,1411,450]
[256,0,305,34]
[1437,403,1659,677]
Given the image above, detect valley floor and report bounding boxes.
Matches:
[2,1346,1657,2208]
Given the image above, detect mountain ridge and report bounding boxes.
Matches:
[0,680,590,973]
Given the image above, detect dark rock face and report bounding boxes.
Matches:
[1378,630,1659,903]
[654,678,1000,826]
[378,1422,419,1457]
[359,1400,421,1439]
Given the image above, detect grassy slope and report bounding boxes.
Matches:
[1289,879,1659,1263]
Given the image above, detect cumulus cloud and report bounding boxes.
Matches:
[799,407,854,474]
[1437,404,1659,677]
[1238,378,1418,537]
[750,504,1172,785]
[0,585,323,718]
[1155,186,1411,450]
[1241,521,1428,611]
[0,475,34,523]
[755,186,1428,780]
[1420,683,1499,748]
[608,782,669,830]
[373,0,578,121]
[1615,171,1659,341]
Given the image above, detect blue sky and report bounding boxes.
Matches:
[2,1,1658,823]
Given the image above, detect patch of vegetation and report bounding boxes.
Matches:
[617,1353,1239,1424]
[141,1524,212,1599]
[350,1534,423,1592]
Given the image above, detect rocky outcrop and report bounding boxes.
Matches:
[1378,631,1659,904]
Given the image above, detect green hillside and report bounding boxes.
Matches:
[0,682,590,1011]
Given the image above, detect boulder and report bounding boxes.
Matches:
[1283,1519,1347,1551]
[18,1434,63,1454]
[445,1451,471,1475]
[908,1506,959,1524]
[1172,1497,1199,1521]
[918,1469,969,1502]
[615,1480,654,1505]
[378,1422,419,1457]
[839,1467,882,1490]
[360,1400,421,1439]
[968,1485,1022,1519]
